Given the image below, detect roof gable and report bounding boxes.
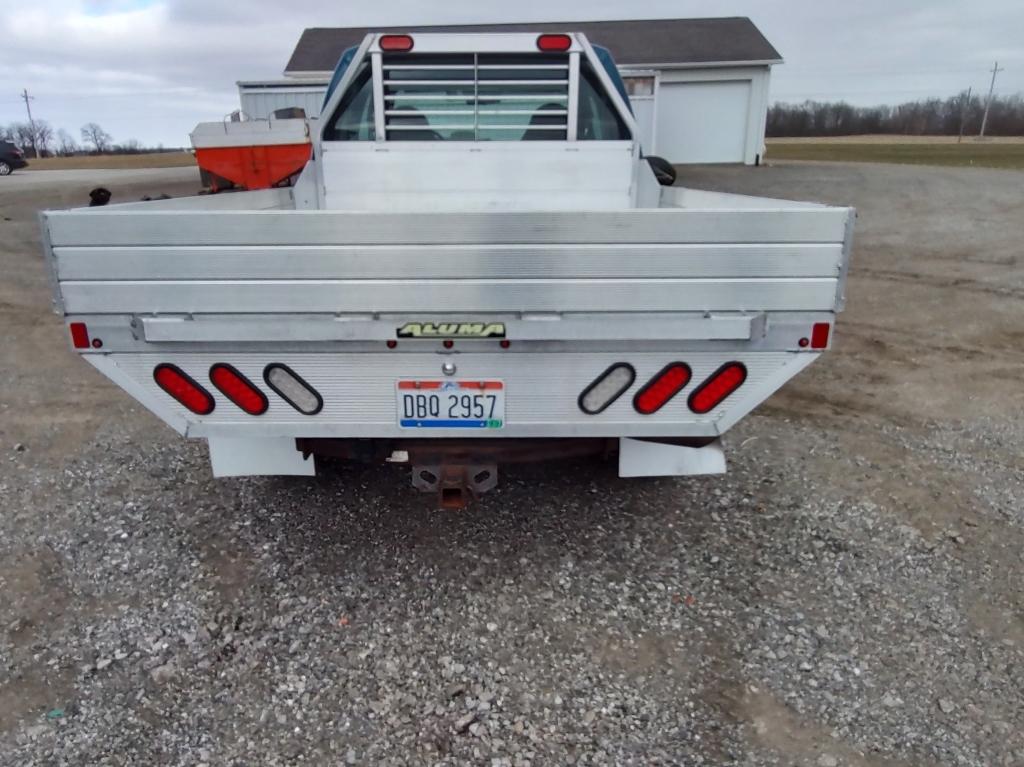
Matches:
[284,17,782,75]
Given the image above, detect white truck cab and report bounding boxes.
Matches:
[310,32,642,212]
[41,32,854,507]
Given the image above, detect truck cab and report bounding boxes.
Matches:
[308,33,643,212]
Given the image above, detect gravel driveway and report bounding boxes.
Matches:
[1,163,1022,766]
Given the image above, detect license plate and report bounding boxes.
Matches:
[396,380,504,429]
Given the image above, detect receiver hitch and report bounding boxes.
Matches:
[412,464,498,509]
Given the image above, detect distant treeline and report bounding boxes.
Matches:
[1,120,182,158]
[768,93,1024,137]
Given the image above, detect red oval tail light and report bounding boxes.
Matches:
[633,363,691,415]
[688,363,747,415]
[210,364,268,415]
[153,364,215,415]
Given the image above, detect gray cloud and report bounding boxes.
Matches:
[2,0,1021,146]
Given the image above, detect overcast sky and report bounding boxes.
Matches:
[2,0,1021,147]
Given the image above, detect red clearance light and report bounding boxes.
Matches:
[633,363,692,415]
[811,322,831,349]
[380,34,414,52]
[153,364,215,415]
[688,362,747,415]
[537,33,572,52]
[69,322,90,349]
[209,363,268,416]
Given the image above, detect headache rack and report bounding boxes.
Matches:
[381,52,572,141]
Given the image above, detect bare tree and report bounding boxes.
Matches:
[33,120,54,156]
[57,129,78,156]
[117,138,143,154]
[768,93,1024,138]
[80,122,113,153]
[12,122,36,154]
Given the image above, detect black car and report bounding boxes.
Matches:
[0,141,28,176]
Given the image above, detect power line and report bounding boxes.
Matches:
[979,61,1004,137]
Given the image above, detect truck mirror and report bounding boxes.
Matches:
[645,156,677,187]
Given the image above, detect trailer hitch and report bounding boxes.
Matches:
[412,464,499,509]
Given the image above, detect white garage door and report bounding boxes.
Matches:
[655,80,752,164]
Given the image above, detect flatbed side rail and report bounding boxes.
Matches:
[44,205,854,318]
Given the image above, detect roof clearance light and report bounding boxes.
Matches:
[579,363,636,415]
[810,322,831,349]
[69,322,90,349]
[210,364,268,416]
[153,364,215,415]
[264,364,323,415]
[380,34,414,52]
[688,362,748,415]
[633,363,692,415]
[537,34,572,52]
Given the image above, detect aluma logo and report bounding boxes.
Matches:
[397,322,506,339]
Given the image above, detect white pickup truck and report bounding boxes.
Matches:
[41,32,854,506]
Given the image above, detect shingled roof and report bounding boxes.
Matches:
[284,17,782,75]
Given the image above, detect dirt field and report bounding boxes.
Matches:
[20,152,195,171]
[766,137,1024,169]
[1,163,1022,765]
[768,135,1024,144]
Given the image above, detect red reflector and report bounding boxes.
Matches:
[69,322,90,349]
[379,34,414,52]
[153,364,215,415]
[633,363,692,415]
[537,33,572,52]
[209,363,268,416]
[688,363,747,415]
[811,323,831,349]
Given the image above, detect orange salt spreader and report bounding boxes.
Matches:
[190,118,312,192]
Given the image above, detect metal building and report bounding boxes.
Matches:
[237,79,330,121]
[240,17,781,165]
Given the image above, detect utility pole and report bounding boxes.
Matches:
[979,62,1004,138]
[958,86,972,143]
[20,88,38,158]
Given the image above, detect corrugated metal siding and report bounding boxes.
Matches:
[239,87,328,120]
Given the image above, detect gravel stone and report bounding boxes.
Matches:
[2,163,1023,766]
[149,663,176,685]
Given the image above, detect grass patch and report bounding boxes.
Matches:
[24,152,196,171]
[766,142,1024,170]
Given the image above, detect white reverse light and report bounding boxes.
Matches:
[579,363,636,415]
[263,364,323,415]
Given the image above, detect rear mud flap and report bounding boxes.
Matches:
[618,437,726,478]
[208,437,315,477]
